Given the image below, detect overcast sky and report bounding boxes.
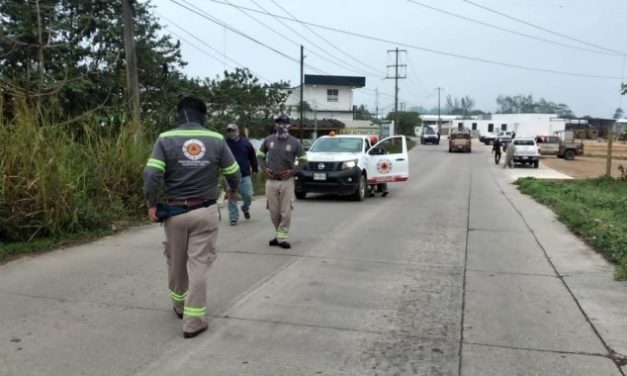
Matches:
[150,0,626,118]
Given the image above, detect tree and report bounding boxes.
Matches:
[0,1,209,133]
[385,111,421,136]
[445,95,475,117]
[622,83,626,96]
[613,107,624,119]
[202,68,291,138]
[353,104,373,120]
[495,94,574,117]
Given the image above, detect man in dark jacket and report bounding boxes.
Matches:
[492,137,502,164]
[225,123,258,225]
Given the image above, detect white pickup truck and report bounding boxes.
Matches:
[294,135,409,201]
[506,137,540,168]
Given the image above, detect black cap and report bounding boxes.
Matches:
[177,96,207,114]
[274,114,290,124]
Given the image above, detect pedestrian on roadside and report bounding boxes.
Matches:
[143,96,241,339]
[492,137,502,164]
[224,123,258,226]
[256,115,307,249]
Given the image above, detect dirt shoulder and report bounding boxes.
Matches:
[541,156,626,179]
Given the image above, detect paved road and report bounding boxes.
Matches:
[1,140,625,376]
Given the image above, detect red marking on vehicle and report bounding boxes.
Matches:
[368,175,408,184]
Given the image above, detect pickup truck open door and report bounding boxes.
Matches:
[366,135,409,184]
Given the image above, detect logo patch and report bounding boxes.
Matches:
[286,144,292,152]
[376,159,392,174]
[182,139,206,160]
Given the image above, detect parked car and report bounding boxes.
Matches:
[420,125,440,145]
[537,135,584,160]
[449,130,472,152]
[505,137,540,168]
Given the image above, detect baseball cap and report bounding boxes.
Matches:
[226,123,239,132]
[274,114,290,124]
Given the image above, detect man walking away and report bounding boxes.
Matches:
[492,137,502,165]
[225,123,258,226]
[143,96,241,338]
[257,115,307,249]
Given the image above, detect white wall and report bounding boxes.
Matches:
[285,85,355,114]
[446,114,567,138]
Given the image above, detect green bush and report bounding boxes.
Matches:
[0,101,148,253]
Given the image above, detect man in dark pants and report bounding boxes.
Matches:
[225,123,258,226]
[492,137,502,165]
[143,96,241,338]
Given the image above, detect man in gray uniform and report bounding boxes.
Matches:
[143,96,240,338]
[257,115,307,249]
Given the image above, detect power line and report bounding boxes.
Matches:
[268,0,386,76]
[405,54,432,97]
[404,0,623,57]
[193,0,624,80]
[172,0,301,65]
[227,0,382,77]
[170,0,396,101]
[157,12,272,82]
[249,0,383,77]
[461,0,626,56]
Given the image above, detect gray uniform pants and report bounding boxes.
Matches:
[265,177,294,241]
[164,205,218,333]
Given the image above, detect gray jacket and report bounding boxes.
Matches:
[143,122,241,207]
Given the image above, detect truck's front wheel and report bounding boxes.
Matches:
[295,191,307,199]
[352,175,367,201]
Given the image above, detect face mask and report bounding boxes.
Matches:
[227,132,239,141]
[275,123,289,139]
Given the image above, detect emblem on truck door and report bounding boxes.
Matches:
[376,159,392,174]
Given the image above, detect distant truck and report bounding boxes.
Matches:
[449,129,471,152]
[538,133,584,160]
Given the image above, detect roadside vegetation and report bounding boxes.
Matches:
[516,177,627,280]
[0,1,420,261]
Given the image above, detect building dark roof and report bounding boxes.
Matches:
[304,75,365,88]
[300,118,345,129]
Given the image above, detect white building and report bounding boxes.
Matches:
[285,75,366,123]
[420,113,571,138]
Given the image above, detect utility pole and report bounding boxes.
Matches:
[606,128,614,177]
[121,0,141,126]
[375,88,379,120]
[386,48,406,134]
[436,87,444,135]
[299,45,304,142]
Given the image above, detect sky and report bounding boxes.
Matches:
[150,0,627,118]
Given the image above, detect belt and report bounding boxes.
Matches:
[167,198,216,208]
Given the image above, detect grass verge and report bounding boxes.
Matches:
[515,177,627,280]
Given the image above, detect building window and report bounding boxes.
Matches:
[472,123,477,130]
[488,123,494,132]
[501,123,507,131]
[327,89,338,102]
[458,122,464,130]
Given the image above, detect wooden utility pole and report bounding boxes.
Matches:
[122,0,141,126]
[606,129,614,177]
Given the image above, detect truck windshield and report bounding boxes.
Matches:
[514,140,535,146]
[309,138,363,153]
